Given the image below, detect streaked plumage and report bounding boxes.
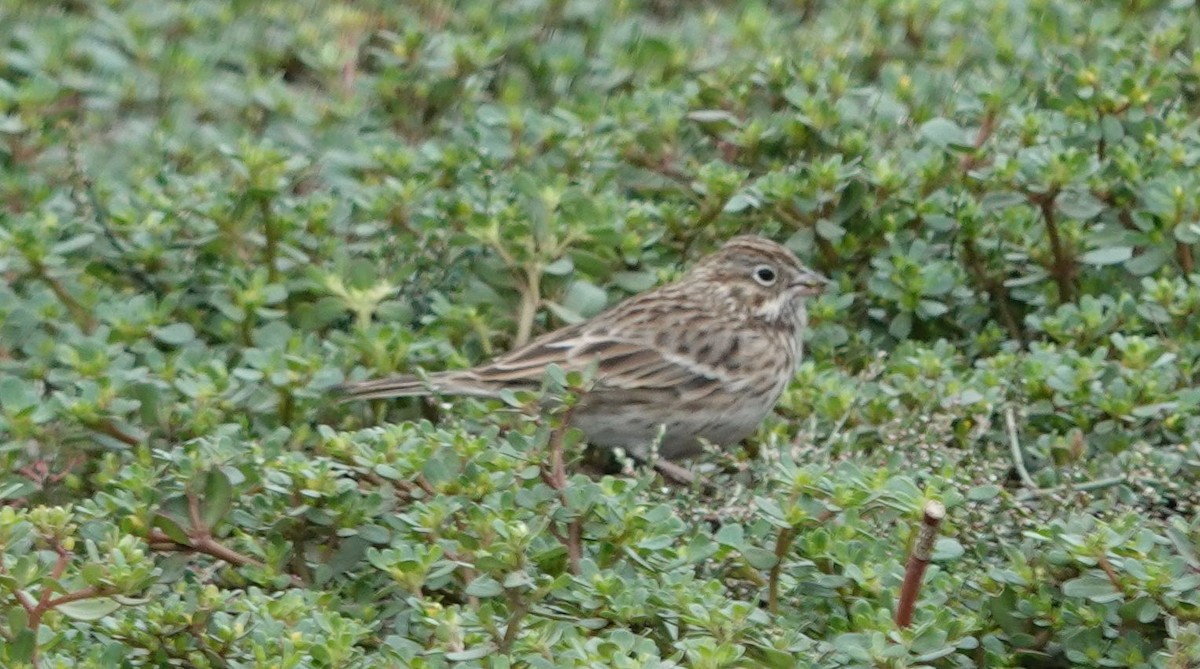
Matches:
[337,235,828,460]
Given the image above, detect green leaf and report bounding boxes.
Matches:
[741,546,778,570]
[1055,190,1105,219]
[544,363,567,388]
[723,192,759,213]
[7,604,28,634]
[889,311,913,339]
[346,258,379,289]
[543,257,574,276]
[1062,573,1123,603]
[932,537,964,561]
[1168,573,1200,596]
[832,633,874,661]
[52,233,97,255]
[1124,246,1170,275]
[714,523,745,548]
[967,485,1001,501]
[1173,221,1200,244]
[154,494,193,543]
[56,597,122,621]
[356,524,390,544]
[0,375,37,412]
[782,85,807,108]
[201,469,233,529]
[502,570,533,589]
[1100,115,1124,143]
[687,109,740,126]
[919,118,967,149]
[0,114,26,134]
[558,281,608,320]
[464,576,503,597]
[9,628,35,662]
[917,299,949,318]
[913,645,958,663]
[815,219,844,241]
[611,271,657,293]
[1121,597,1161,624]
[1166,521,1199,568]
[153,512,190,544]
[1079,246,1132,265]
[445,645,496,661]
[152,323,196,346]
[374,464,402,480]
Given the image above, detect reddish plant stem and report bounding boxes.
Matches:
[960,234,1023,343]
[767,509,838,615]
[1097,554,1122,591]
[959,110,996,171]
[87,419,141,447]
[1033,191,1076,304]
[42,585,112,612]
[542,403,582,574]
[0,539,117,667]
[414,475,437,497]
[143,492,267,572]
[895,500,945,629]
[499,590,530,652]
[566,518,583,573]
[767,527,796,615]
[28,546,73,629]
[1176,243,1194,275]
[33,263,96,333]
[2,563,38,615]
[145,528,265,569]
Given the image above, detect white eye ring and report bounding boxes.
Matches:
[752,264,777,286]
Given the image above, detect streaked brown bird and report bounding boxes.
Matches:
[337,235,828,461]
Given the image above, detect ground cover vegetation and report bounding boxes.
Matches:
[1,0,1199,666]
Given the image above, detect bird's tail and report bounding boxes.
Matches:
[335,371,501,402]
[334,373,435,402]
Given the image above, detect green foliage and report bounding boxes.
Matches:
[2,0,1200,666]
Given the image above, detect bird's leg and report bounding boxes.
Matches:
[652,458,698,486]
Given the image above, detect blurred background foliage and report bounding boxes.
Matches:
[1,0,1200,666]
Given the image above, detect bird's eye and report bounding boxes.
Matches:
[752,265,777,286]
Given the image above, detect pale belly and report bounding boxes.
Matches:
[570,379,788,460]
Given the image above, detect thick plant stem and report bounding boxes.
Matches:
[0,540,116,667]
[33,262,95,333]
[515,266,541,347]
[1035,192,1076,304]
[961,235,1023,344]
[958,110,996,172]
[766,509,838,615]
[1176,242,1194,274]
[767,527,796,614]
[542,402,582,574]
[895,500,945,628]
[260,198,279,284]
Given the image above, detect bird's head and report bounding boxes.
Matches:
[688,235,829,331]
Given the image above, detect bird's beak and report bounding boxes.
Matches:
[790,272,830,296]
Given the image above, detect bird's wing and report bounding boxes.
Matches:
[461,300,739,400]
